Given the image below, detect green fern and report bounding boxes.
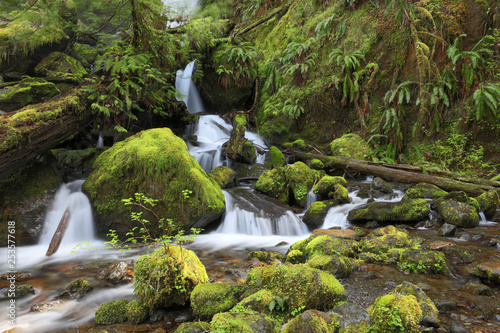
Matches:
[469,83,500,123]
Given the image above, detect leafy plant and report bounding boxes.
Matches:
[261,61,283,94]
[280,38,318,86]
[468,82,500,123]
[282,98,304,119]
[214,43,258,89]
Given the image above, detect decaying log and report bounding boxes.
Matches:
[46,208,71,256]
[296,152,500,197]
[0,87,93,180]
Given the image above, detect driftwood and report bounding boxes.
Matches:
[296,152,500,197]
[46,208,71,256]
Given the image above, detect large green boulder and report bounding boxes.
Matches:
[245,265,346,315]
[436,200,479,228]
[34,51,88,81]
[329,133,370,160]
[134,246,209,311]
[313,176,348,201]
[268,146,285,168]
[398,249,450,275]
[393,281,440,328]
[402,183,448,200]
[95,299,128,325]
[282,310,340,333]
[369,294,422,333]
[306,254,354,278]
[191,282,242,320]
[475,190,500,219]
[82,128,225,238]
[255,161,323,207]
[347,199,430,226]
[71,43,99,68]
[360,226,418,256]
[210,311,277,333]
[0,77,60,112]
[208,165,236,189]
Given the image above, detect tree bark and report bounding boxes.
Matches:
[46,208,70,256]
[295,153,500,197]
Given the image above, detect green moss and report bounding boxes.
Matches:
[369,294,422,333]
[282,310,339,333]
[0,77,61,112]
[392,281,440,327]
[283,139,308,150]
[288,238,311,254]
[134,246,209,311]
[329,134,370,160]
[491,174,500,182]
[305,235,359,258]
[210,311,277,333]
[286,249,306,264]
[306,201,327,218]
[242,140,257,163]
[126,300,148,324]
[208,165,236,189]
[176,322,211,333]
[52,147,106,169]
[65,278,92,298]
[34,51,88,81]
[308,159,324,170]
[402,183,448,200]
[361,226,418,256]
[397,249,450,275]
[348,199,430,225]
[476,190,500,219]
[305,254,353,278]
[95,299,129,325]
[235,289,275,315]
[191,282,241,320]
[255,167,289,203]
[72,43,98,66]
[269,146,285,168]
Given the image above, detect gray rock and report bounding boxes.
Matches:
[450,320,469,333]
[436,200,479,228]
[330,301,370,331]
[438,223,457,237]
[372,177,393,194]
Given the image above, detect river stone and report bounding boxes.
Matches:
[370,294,422,333]
[311,228,360,240]
[282,310,339,333]
[95,299,129,324]
[329,133,370,160]
[347,199,430,225]
[51,147,107,174]
[330,301,370,332]
[59,278,93,299]
[313,176,347,200]
[176,322,211,333]
[208,165,236,188]
[0,284,35,298]
[466,258,500,284]
[210,312,276,333]
[398,249,450,275]
[393,281,440,328]
[460,282,492,296]
[402,183,448,200]
[372,177,393,194]
[433,191,480,212]
[268,146,285,168]
[450,320,469,333]
[438,223,457,237]
[82,128,225,238]
[476,190,500,219]
[30,300,65,312]
[0,77,60,112]
[303,201,329,229]
[191,282,241,320]
[306,254,353,278]
[436,200,479,228]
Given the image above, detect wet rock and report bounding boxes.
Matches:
[51,147,107,174]
[347,199,430,226]
[174,313,192,323]
[303,201,330,229]
[0,284,35,298]
[457,233,497,246]
[450,320,469,333]
[95,299,129,324]
[236,289,274,314]
[105,261,130,283]
[175,322,211,333]
[282,310,339,333]
[370,294,423,332]
[311,228,360,240]
[330,301,370,332]
[360,226,417,255]
[305,235,359,257]
[438,223,457,237]
[433,191,480,211]
[150,309,165,322]
[476,190,500,219]
[466,258,500,284]
[402,183,448,200]
[398,248,450,275]
[306,254,354,278]
[459,282,492,296]
[432,299,457,312]
[208,165,236,189]
[30,300,64,312]
[210,311,276,333]
[417,283,431,291]
[191,282,242,320]
[436,200,479,228]
[372,177,393,194]
[1,272,33,281]
[313,176,347,200]
[268,146,285,169]
[441,246,476,265]
[59,278,93,299]
[393,281,440,327]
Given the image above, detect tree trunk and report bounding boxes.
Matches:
[46,208,71,256]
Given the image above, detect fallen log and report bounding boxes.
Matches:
[46,208,71,256]
[0,86,93,180]
[296,153,500,197]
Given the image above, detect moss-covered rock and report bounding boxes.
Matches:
[208,165,236,189]
[210,311,277,333]
[402,183,448,200]
[475,190,500,219]
[176,321,211,333]
[392,281,439,327]
[282,310,340,333]
[466,258,500,285]
[306,254,353,278]
[360,226,417,256]
[398,249,450,275]
[126,300,148,324]
[313,176,347,199]
[441,246,476,264]
[347,199,430,226]
[245,265,346,314]
[71,43,99,68]
[34,51,88,81]
[308,158,324,170]
[0,77,61,112]
[303,201,329,229]
[241,140,257,164]
[330,301,370,332]
[268,146,285,168]
[436,200,479,228]
[329,133,370,160]
[0,284,35,298]
[305,235,359,258]
[286,249,306,264]
[369,294,422,333]
[434,191,480,211]
[256,161,323,207]
[191,282,242,320]
[82,128,225,238]
[248,251,285,264]
[134,246,209,311]
[51,147,106,173]
[60,278,93,299]
[95,299,129,325]
[235,289,275,314]
[283,139,308,150]
[371,177,393,194]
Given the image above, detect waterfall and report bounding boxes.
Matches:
[39,180,96,248]
[176,60,205,114]
[305,189,318,210]
[96,132,104,148]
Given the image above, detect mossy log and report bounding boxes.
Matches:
[0,87,92,180]
[296,153,500,197]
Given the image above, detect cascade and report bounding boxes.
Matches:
[305,189,318,209]
[176,60,205,114]
[96,132,104,148]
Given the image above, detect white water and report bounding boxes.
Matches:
[305,189,318,210]
[176,60,205,114]
[96,132,104,148]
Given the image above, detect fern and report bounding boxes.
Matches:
[213,43,258,89]
[282,98,304,119]
[469,83,500,123]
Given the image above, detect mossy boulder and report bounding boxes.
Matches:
[210,311,277,333]
[82,128,225,238]
[133,246,209,311]
[436,200,479,228]
[176,322,211,333]
[268,146,285,168]
[398,249,450,275]
[255,161,323,207]
[305,235,359,258]
[308,159,324,170]
[369,294,422,333]
[283,139,308,150]
[392,282,440,328]
[34,51,88,81]
[371,177,393,194]
[360,226,417,256]
[286,249,306,264]
[475,190,500,219]
[330,301,370,332]
[60,278,93,299]
[434,191,480,212]
[303,201,329,229]
[0,77,60,112]
[241,140,257,164]
[0,284,35,298]
[51,147,106,173]
[466,258,500,285]
[208,165,236,189]
[248,251,285,264]
[282,310,340,333]
[306,254,354,278]
[245,265,346,314]
[329,133,370,160]
[313,176,347,200]
[71,43,99,68]
[402,183,448,200]
[347,199,430,226]
[235,289,275,314]
[126,300,148,324]
[191,282,242,320]
[95,299,128,325]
